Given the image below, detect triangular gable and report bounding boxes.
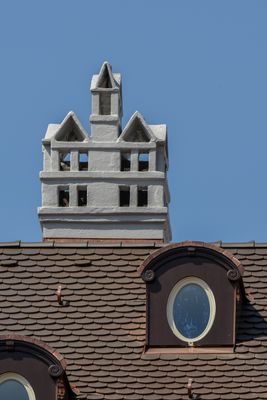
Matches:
[54,112,88,142]
[119,112,157,143]
[96,62,116,89]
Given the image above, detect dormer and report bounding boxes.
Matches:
[90,62,122,141]
[139,242,245,352]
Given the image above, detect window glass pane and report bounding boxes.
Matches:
[173,283,210,339]
[0,379,29,400]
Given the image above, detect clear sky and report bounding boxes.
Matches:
[0,0,267,243]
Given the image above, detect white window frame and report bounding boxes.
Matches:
[0,372,36,400]
[167,276,216,345]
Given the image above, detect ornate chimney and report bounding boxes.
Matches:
[38,62,171,242]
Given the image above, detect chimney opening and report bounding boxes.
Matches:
[58,187,69,207]
[138,151,149,171]
[59,152,71,171]
[119,186,130,207]
[137,186,148,207]
[78,187,87,207]
[79,152,88,171]
[121,152,131,171]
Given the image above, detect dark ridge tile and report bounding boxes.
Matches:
[20,248,41,255]
[2,248,22,255]
[130,249,151,256]
[75,249,96,255]
[38,249,59,255]
[92,249,114,255]
[237,249,256,255]
[55,249,77,255]
[246,254,264,260]
[254,248,267,255]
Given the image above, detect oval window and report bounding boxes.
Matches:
[167,277,216,343]
[0,373,36,400]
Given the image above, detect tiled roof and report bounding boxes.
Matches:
[0,242,267,399]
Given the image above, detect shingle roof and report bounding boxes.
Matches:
[0,242,267,400]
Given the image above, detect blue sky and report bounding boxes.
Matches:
[0,1,267,243]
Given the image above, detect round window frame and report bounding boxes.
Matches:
[0,372,36,400]
[167,276,216,344]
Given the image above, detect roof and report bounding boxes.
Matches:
[0,241,266,399]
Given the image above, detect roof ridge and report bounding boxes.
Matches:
[3,240,267,249]
[214,241,267,248]
[0,241,164,248]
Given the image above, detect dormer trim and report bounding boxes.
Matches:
[138,241,244,277]
[0,334,67,369]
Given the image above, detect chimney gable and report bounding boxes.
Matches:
[119,112,157,143]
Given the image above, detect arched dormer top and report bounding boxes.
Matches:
[138,241,244,278]
[0,335,75,399]
[0,334,67,369]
